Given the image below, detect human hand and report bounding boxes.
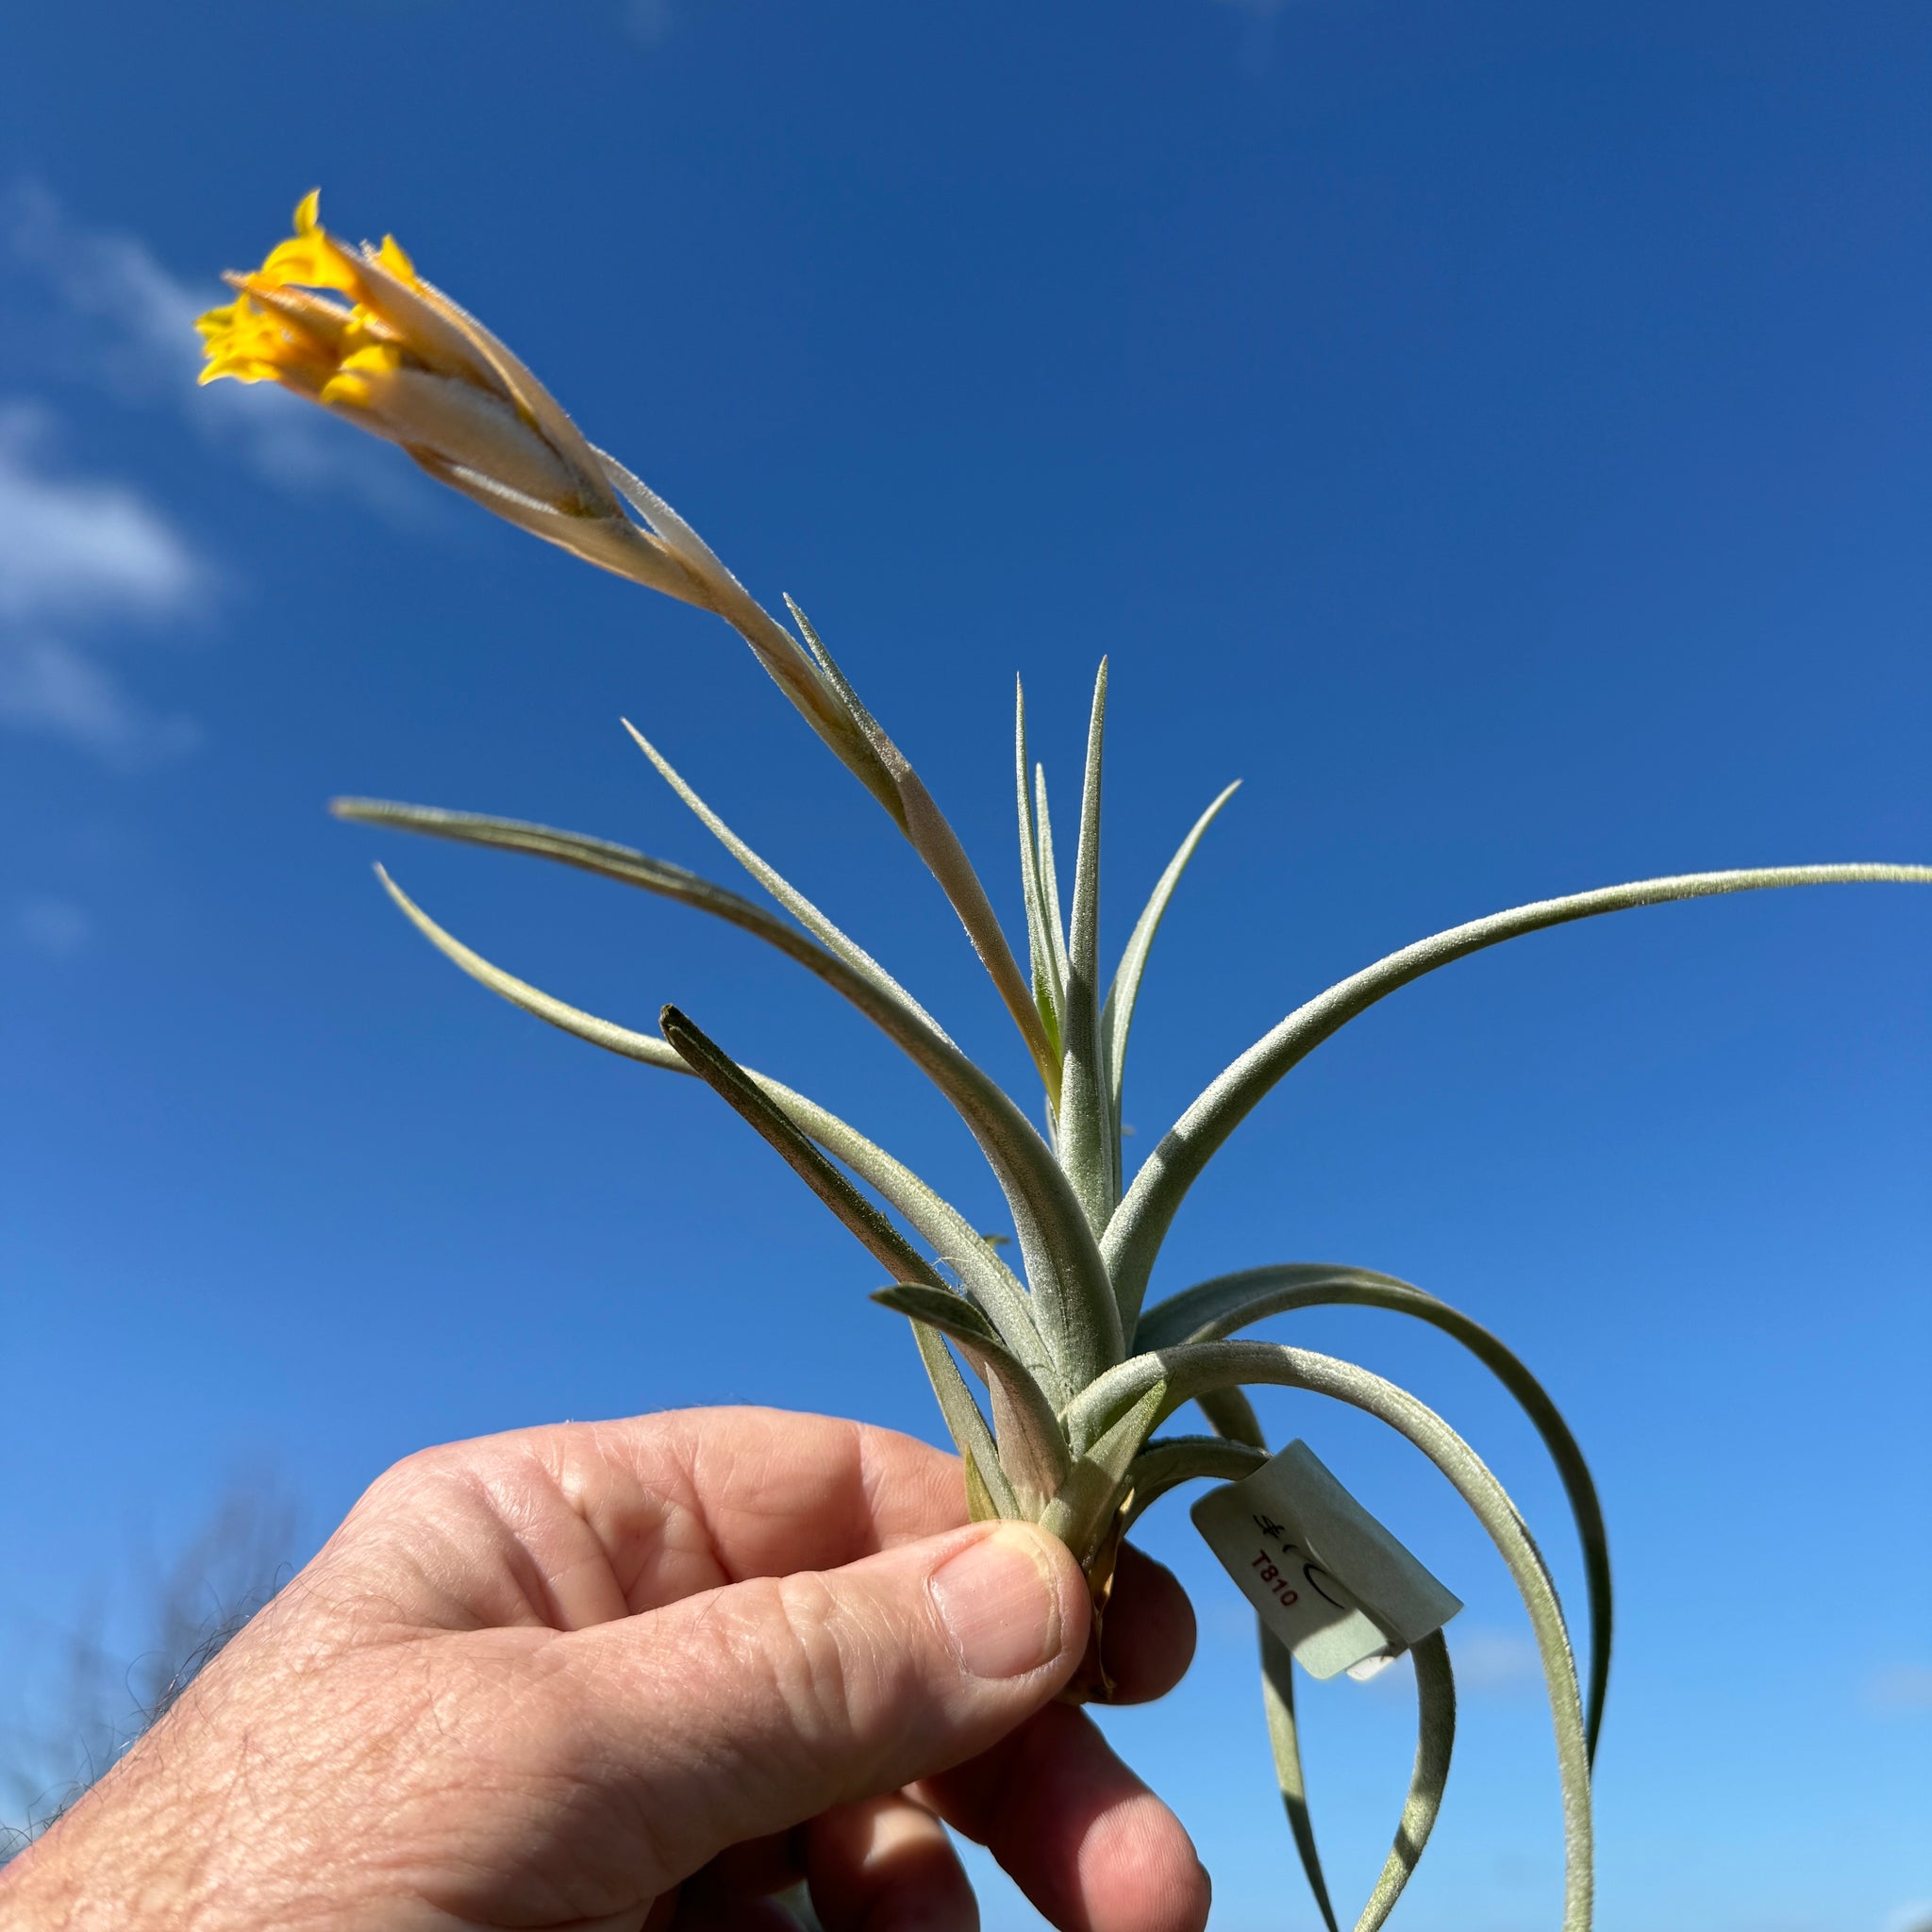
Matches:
[0,1407,1208,1932]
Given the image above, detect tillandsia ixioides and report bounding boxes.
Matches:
[202,195,1931,1932]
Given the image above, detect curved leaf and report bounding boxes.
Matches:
[1259,1622,1340,1932]
[1101,779,1241,1199]
[872,1284,1070,1512]
[785,597,1058,1091]
[341,809,1122,1388]
[1195,1384,1267,1450]
[1138,1260,1611,1759]
[592,455,904,824]
[1069,1339,1592,1932]
[1356,1629,1455,1932]
[1038,1379,1169,1569]
[661,1003,940,1288]
[1104,862,1932,1327]
[647,1008,1033,1511]
[1123,1435,1268,1527]
[622,721,949,1039]
[911,1323,1019,1521]
[367,866,1057,1396]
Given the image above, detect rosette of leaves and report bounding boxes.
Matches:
[206,196,1932,1932]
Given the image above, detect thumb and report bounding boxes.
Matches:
[565,1521,1089,1891]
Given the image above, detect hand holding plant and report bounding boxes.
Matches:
[0,1408,1208,1932]
[194,196,1932,1932]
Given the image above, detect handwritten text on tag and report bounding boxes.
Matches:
[1191,1441,1461,1680]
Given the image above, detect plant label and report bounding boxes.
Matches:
[1191,1440,1462,1680]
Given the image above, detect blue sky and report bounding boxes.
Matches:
[2,0,1928,1924]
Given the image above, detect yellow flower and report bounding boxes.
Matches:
[197,192,707,600]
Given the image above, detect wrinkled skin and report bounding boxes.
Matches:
[1,1407,1209,1932]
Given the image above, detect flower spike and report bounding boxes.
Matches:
[197,192,702,599]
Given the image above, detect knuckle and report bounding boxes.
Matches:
[758,1573,862,1744]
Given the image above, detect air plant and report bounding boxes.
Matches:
[201,196,1930,1932]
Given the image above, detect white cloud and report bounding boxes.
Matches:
[11,898,92,958]
[0,410,202,624]
[0,408,206,762]
[3,183,424,509]
[1863,1663,1932,1715]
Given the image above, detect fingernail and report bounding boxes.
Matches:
[929,1524,1064,1680]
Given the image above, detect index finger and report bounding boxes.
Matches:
[391,1404,969,1619]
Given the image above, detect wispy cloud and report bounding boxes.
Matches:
[10,897,92,958]
[0,407,207,762]
[3,183,423,510]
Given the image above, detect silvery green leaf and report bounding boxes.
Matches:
[1139,1260,1611,1759]
[588,462,906,826]
[655,1010,1033,1518]
[1195,1384,1267,1449]
[341,804,1122,1390]
[912,1321,1019,1521]
[1259,1623,1340,1932]
[1104,860,1932,1330]
[872,1284,1071,1513]
[361,866,1057,1395]
[1354,1630,1456,1932]
[795,1129,1056,1405]
[373,869,1011,1507]
[1100,779,1240,1199]
[1057,659,1113,1235]
[1123,1435,1268,1527]
[1038,1378,1168,1569]
[1033,765,1073,997]
[371,864,694,1074]
[1069,1340,1592,1932]
[658,1005,939,1286]
[622,720,949,1041]
[1015,678,1065,1065]
[783,597,1059,1091]
[336,800,860,977]
[961,1436,1012,1523]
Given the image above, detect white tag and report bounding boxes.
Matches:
[1191,1440,1462,1681]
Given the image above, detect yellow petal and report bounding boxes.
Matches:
[258,225,362,295]
[375,234,418,285]
[194,296,248,341]
[234,277,360,352]
[293,188,322,235]
[338,341,407,375]
[195,290,338,393]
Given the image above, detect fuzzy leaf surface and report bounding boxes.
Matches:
[1070,1340,1592,1932]
[1139,1259,1611,1758]
[1104,862,1932,1327]
[342,805,1121,1388]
